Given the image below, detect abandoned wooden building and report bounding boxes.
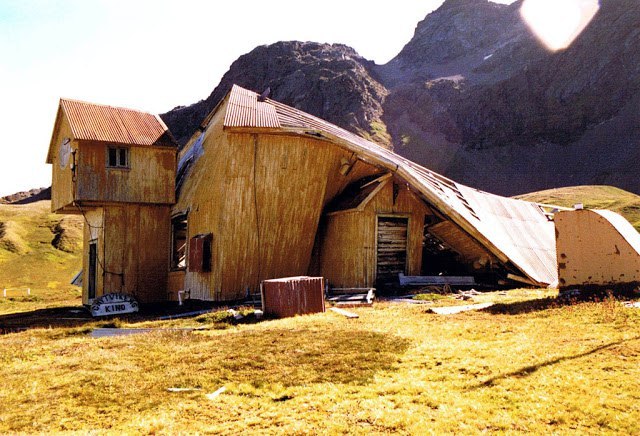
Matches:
[47,86,561,304]
[46,99,177,305]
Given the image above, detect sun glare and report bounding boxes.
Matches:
[520,0,600,51]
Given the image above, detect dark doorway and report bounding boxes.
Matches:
[88,241,97,300]
[376,216,408,288]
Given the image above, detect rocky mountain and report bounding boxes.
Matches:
[162,0,640,196]
[162,42,390,147]
[0,187,51,205]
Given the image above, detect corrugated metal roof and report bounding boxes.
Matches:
[219,85,558,286]
[60,98,175,146]
[224,86,280,128]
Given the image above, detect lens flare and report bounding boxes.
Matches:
[520,0,600,51]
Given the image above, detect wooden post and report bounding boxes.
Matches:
[27,288,31,296]
[2,288,6,298]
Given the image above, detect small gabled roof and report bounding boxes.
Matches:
[193,85,558,286]
[47,98,176,163]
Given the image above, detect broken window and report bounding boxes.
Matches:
[170,215,188,270]
[107,146,129,168]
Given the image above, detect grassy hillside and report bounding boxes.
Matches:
[517,185,640,231]
[0,200,82,313]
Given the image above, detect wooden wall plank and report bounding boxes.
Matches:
[76,142,175,205]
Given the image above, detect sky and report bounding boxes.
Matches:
[0,0,515,197]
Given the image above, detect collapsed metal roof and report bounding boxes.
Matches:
[188,84,558,286]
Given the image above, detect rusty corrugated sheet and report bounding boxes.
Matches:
[60,98,175,146]
[262,276,325,318]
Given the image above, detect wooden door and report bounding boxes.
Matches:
[376,216,408,287]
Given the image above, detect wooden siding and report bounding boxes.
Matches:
[50,113,78,213]
[318,178,431,288]
[167,270,186,301]
[81,204,171,304]
[174,111,380,301]
[75,141,176,205]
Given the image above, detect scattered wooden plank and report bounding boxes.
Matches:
[430,302,493,315]
[398,273,476,286]
[330,307,359,319]
[506,273,538,286]
[330,287,375,295]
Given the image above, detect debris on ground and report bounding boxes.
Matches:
[430,302,494,315]
[205,386,227,400]
[227,309,244,320]
[456,289,481,300]
[330,307,359,319]
[327,288,375,307]
[167,387,202,393]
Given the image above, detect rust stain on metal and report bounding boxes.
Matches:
[261,276,325,318]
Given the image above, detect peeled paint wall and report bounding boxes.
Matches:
[555,209,640,290]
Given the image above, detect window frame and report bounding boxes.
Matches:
[106,146,130,169]
[170,214,188,271]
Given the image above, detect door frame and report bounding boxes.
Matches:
[88,239,98,302]
[374,214,410,284]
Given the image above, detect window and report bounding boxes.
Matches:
[170,215,188,270]
[107,146,129,168]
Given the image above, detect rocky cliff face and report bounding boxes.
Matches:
[162,42,389,147]
[162,0,640,196]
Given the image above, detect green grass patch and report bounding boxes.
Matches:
[517,185,640,231]
[413,292,450,301]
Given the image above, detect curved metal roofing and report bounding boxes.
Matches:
[215,84,559,285]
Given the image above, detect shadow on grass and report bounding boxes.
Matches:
[480,297,566,315]
[480,291,640,316]
[0,300,250,334]
[178,328,412,387]
[468,335,640,390]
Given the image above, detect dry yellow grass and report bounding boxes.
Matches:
[1,289,639,434]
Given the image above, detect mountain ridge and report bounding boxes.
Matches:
[156,0,639,196]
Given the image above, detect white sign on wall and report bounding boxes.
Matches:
[90,293,139,317]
